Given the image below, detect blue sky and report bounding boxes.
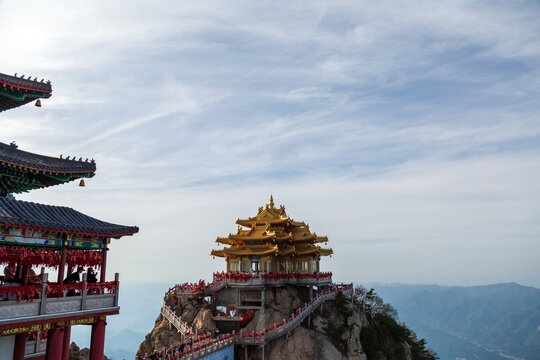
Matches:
[1,0,539,287]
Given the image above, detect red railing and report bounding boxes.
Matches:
[0,281,119,302]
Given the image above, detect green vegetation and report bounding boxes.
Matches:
[354,286,438,360]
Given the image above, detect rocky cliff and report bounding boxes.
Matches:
[137,286,437,360]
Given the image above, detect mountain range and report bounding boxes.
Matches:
[369,282,540,360]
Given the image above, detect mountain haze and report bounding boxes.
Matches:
[371,282,540,360]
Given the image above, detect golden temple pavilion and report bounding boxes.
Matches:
[211,196,333,274]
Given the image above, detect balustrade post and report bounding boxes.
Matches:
[114,273,120,307]
[40,273,48,315]
[81,273,88,310]
[58,243,67,285]
[100,244,108,283]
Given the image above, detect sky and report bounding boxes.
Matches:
[1,0,539,288]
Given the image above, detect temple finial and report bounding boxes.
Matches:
[269,195,274,208]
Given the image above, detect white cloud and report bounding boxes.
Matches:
[2,0,540,288]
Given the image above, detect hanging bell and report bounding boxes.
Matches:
[35,99,42,107]
[79,179,85,187]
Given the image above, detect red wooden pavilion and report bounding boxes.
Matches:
[0,72,138,360]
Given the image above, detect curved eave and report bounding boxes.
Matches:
[230,233,273,241]
[0,171,95,194]
[318,248,333,256]
[0,222,138,238]
[313,236,328,243]
[0,159,96,175]
[293,245,333,256]
[236,217,289,227]
[290,234,317,243]
[222,245,278,256]
[0,144,97,175]
[211,249,226,258]
[0,73,52,113]
[0,73,52,93]
[272,234,293,242]
[0,198,138,239]
[216,237,241,246]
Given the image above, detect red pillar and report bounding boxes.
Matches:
[100,246,108,283]
[89,319,106,360]
[58,245,67,284]
[61,325,71,360]
[13,333,27,360]
[45,327,64,360]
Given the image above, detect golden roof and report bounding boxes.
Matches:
[212,196,333,258]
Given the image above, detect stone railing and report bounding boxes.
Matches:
[0,273,120,330]
[161,302,193,336]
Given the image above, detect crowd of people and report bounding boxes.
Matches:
[0,264,101,300]
[139,334,216,360]
[63,266,98,284]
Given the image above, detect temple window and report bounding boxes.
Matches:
[229,262,240,273]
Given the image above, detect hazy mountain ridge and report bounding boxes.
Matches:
[369,282,540,360]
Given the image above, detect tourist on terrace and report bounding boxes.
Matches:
[87,267,98,283]
[64,266,83,284]
[3,263,16,282]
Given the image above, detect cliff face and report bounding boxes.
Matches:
[137,294,216,357]
[138,286,435,360]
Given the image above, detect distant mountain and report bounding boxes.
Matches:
[106,329,147,360]
[368,282,540,360]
